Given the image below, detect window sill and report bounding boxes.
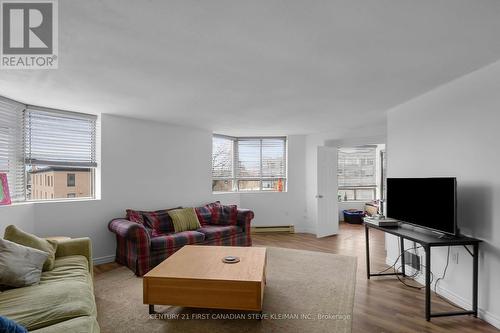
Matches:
[0,198,101,207]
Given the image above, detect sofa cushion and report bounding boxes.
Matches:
[197,225,243,241]
[30,316,99,333]
[4,225,58,271]
[150,231,205,250]
[0,256,96,331]
[40,255,91,285]
[0,238,48,288]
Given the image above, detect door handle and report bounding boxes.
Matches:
[316,195,323,198]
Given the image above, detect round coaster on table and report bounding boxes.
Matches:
[222,256,240,264]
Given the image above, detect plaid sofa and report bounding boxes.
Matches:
[108,208,254,276]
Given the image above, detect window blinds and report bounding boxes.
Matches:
[236,139,261,178]
[25,107,97,167]
[261,138,286,178]
[212,136,287,179]
[212,136,233,178]
[0,97,25,201]
[338,147,376,187]
[235,138,286,179]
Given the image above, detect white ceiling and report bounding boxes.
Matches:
[2,0,500,136]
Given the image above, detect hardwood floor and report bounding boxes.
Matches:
[95,223,498,333]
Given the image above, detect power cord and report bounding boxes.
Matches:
[379,244,436,290]
[375,244,418,274]
[433,247,462,309]
[434,246,450,294]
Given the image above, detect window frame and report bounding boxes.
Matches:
[0,94,99,204]
[67,173,76,187]
[212,135,287,193]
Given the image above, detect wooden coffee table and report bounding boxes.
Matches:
[143,245,267,314]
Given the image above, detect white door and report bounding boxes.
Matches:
[316,146,338,237]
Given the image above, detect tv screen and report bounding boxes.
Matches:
[386,177,457,236]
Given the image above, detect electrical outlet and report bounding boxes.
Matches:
[452,252,459,264]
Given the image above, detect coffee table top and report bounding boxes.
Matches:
[144,245,267,282]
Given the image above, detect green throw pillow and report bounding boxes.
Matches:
[4,225,58,271]
[168,208,201,233]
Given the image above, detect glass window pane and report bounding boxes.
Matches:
[212,137,233,178]
[261,139,285,178]
[262,179,286,192]
[212,179,233,192]
[27,165,93,201]
[338,189,355,201]
[236,140,261,178]
[355,189,375,201]
[238,180,260,191]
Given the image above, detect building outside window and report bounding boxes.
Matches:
[212,135,287,192]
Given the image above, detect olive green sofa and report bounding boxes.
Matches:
[0,238,99,332]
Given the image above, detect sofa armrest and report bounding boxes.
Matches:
[108,218,151,244]
[236,209,254,233]
[55,237,93,273]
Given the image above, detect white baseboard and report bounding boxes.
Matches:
[385,255,500,329]
[93,255,115,265]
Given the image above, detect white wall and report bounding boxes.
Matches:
[386,60,500,328]
[238,135,308,231]
[1,114,218,263]
[0,204,34,234]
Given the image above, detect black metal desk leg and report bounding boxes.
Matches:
[365,225,371,279]
[400,237,406,276]
[425,246,431,321]
[473,243,479,317]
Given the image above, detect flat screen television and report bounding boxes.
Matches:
[386,177,458,236]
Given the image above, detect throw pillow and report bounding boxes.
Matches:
[0,239,49,288]
[205,201,222,224]
[142,207,181,235]
[194,205,213,226]
[217,204,238,225]
[3,225,58,271]
[126,209,145,224]
[168,208,202,233]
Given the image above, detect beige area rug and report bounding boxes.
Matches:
[94,247,357,333]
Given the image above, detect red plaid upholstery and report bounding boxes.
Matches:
[126,207,181,235]
[198,225,241,242]
[109,206,254,276]
[126,209,145,224]
[151,231,205,250]
[194,205,212,226]
[109,218,151,276]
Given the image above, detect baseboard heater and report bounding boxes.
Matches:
[251,225,295,233]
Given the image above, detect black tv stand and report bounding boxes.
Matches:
[364,222,481,321]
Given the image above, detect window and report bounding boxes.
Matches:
[338,147,377,201]
[0,95,98,202]
[67,173,76,187]
[212,135,287,192]
[67,193,76,198]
